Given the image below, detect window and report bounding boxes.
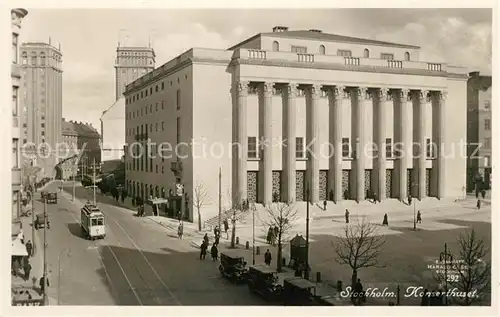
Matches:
[161,82,165,90]
[363,49,370,58]
[484,100,491,110]
[156,85,158,92]
[319,45,326,55]
[21,51,27,65]
[176,89,181,110]
[484,156,491,167]
[176,117,181,144]
[41,131,45,136]
[291,46,307,53]
[12,87,18,116]
[91,219,98,226]
[156,102,158,111]
[31,53,37,66]
[145,105,148,114]
[337,50,352,57]
[40,52,46,66]
[41,123,45,128]
[97,218,104,226]
[12,139,19,168]
[272,41,280,52]
[484,137,491,149]
[296,137,305,159]
[380,53,394,60]
[150,104,152,113]
[156,165,158,173]
[485,119,491,130]
[156,122,158,131]
[12,33,18,63]
[342,138,351,158]
[162,122,164,131]
[161,100,164,109]
[150,87,153,94]
[404,52,410,61]
[385,138,393,158]
[162,166,164,173]
[248,137,258,159]
[426,138,433,158]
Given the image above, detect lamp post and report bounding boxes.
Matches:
[42,198,48,305]
[305,183,310,280]
[252,203,256,265]
[439,243,452,305]
[412,181,418,231]
[57,248,71,305]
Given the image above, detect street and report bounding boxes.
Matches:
[42,182,267,305]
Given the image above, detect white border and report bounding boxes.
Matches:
[0,1,497,317]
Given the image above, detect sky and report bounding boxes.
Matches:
[19,8,492,129]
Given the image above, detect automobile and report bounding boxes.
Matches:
[246,265,283,301]
[46,192,57,204]
[282,277,318,306]
[34,213,50,230]
[40,191,48,200]
[218,253,248,283]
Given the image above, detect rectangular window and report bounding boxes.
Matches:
[162,122,164,131]
[161,100,164,109]
[97,218,104,226]
[291,46,307,53]
[385,138,393,158]
[176,89,181,110]
[248,137,258,159]
[31,55,37,66]
[426,138,433,158]
[155,123,158,131]
[342,137,351,158]
[485,119,491,130]
[337,50,352,57]
[150,159,153,172]
[41,123,45,128]
[156,85,158,92]
[12,87,18,116]
[484,137,491,149]
[296,137,305,159]
[156,165,158,173]
[41,131,45,136]
[12,139,19,168]
[380,53,394,60]
[162,82,165,90]
[156,102,158,111]
[176,117,181,144]
[12,33,18,64]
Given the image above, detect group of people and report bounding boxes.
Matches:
[199,233,219,261]
[266,226,279,245]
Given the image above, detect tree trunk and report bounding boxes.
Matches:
[230,223,236,248]
[197,208,202,231]
[277,231,283,272]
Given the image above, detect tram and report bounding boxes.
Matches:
[81,201,106,240]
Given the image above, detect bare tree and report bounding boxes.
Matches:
[434,229,491,305]
[333,219,386,289]
[262,202,298,272]
[229,191,244,248]
[193,181,211,231]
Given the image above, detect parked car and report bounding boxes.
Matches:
[46,192,57,204]
[219,253,248,283]
[34,213,50,230]
[246,265,283,301]
[282,277,318,306]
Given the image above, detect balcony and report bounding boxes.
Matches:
[12,168,21,187]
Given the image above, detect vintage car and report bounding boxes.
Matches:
[34,213,50,230]
[246,265,283,301]
[46,192,57,204]
[218,253,248,283]
[40,191,48,200]
[282,277,318,306]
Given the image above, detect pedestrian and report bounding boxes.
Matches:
[214,234,220,246]
[203,233,209,246]
[214,226,220,238]
[329,190,334,201]
[481,189,486,199]
[477,199,481,210]
[382,213,389,226]
[39,274,49,295]
[18,229,24,245]
[264,249,272,266]
[177,221,183,239]
[24,261,32,281]
[343,189,349,200]
[373,192,378,204]
[417,210,422,224]
[12,258,20,277]
[267,227,273,245]
[354,278,365,305]
[25,240,33,257]
[323,200,327,211]
[199,241,207,260]
[211,243,218,261]
[223,219,229,239]
[345,209,350,224]
[408,194,412,206]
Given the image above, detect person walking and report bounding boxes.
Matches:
[408,194,413,206]
[264,249,272,266]
[199,241,207,260]
[323,200,327,211]
[417,210,422,224]
[214,232,220,246]
[382,213,389,226]
[25,240,33,258]
[223,219,229,239]
[23,261,32,281]
[177,221,183,239]
[354,278,365,305]
[481,189,486,199]
[211,243,218,261]
[345,209,350,224]
[477,199,481,210]
[39,274,49,296]
[203,233,209,246]
[266,227,273,245]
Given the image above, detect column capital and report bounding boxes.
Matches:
[419,90,430,102]
[400,88,411,101]
[379,88,393,101]
[287,83,299,98]
[236,81,249,96]
[334,85,347,99]
[439,90,448,101]
[310,84,322,96]
[263,82,274,96]
[357,87,371,100]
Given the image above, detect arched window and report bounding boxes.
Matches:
[21,52,27,65]
[404,52,411,61]
[31,52,37,66]
[40,52,46,66]
[272,41,279,52]
[319,45,326,55]
[155,186,159,197]
[363,48,370,58]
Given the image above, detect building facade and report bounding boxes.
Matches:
[466,71,492,193]
[70,120,101,176]
[20,41,63,179]
[12,8,28,223]
[115,45,155,101]
[59,118,79,180]
[124,27,468,223]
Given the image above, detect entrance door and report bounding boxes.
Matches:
[247,172,258,203]
[319,170,328,201]
[385,169,393,198]
[295,171,305,201]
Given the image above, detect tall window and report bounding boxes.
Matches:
[296,137,305,159]
[40,52,46,66]
[12,87,18,116]
[484,100,490,110]
[161,82,165,90]
[12,139,19,168]
[31,53,37,66]
[176,89,181,110]
[426,138,433,158]
[337,50,352,57]
[380,53,394,60]
[319,45,326,55]
[485,119,491,130]
[248,137,258,159]
[291,46,307,54]
[385,138,393,158]
[342,137,351,158]
[12,33,18,64]
[484,137,491,149]
[363,48,370,58]
[21,52,27,65]
[176,117,181,145]
[272,41,280,52]
[404,52,411,61]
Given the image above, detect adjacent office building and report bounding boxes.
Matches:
[466,71,492,193]
[20,40,63,179]
[124,26,468,223]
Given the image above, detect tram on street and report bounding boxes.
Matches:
[81,201,106,240]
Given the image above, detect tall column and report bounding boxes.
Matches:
[397,89,410,200]
[236,80,249,202]
[308,84,321,203]
[437,91,447,198]
[376,88,390,200]
[328,85,345,202]
[354,87,369,202]
[416,90,428,199]
[262,82,274,204]
[284,83,298,203]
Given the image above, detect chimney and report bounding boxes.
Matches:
[272,26,289,33]
[309,29,322,33]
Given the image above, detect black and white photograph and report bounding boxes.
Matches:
[5,0,497,313]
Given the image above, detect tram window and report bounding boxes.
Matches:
[97,218,104,225]
[91,218,98,226]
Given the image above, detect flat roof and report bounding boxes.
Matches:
[285,277,316,289]
[249,265,277,274]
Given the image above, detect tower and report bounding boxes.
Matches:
[114,45,155,101]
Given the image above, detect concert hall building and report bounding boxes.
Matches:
[123,26,468,222]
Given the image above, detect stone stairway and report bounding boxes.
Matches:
[203,207,250,230]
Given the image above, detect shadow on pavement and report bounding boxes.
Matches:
[67,223,86,240]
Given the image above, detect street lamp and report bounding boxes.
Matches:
[412,181,418,231]
[57,248,71,305]
[252,203,256,265]
[439,243,452,305]
[305,183,310,280]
